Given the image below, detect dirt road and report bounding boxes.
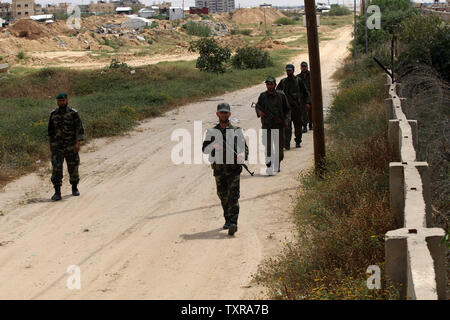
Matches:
[0,26,352,299]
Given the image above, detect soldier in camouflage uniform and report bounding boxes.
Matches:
[256,76,291,175]
[276,64,311,149]
[202,103,249,236]
[297,61,313,131]
[48,93,85,201]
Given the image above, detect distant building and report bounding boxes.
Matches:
[0,2,11,19]
[35,3,43,14]
[116,6,133,14]
[12,0,35,19]
[44,3,68,15]
[194,0,234,13]
[138,7,156,18]
[168,7,184,19]
[88,1,115,14]
[189,6,209,15]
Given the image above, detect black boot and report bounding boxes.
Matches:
[72,184,80,196]
[51,186,62,201]
[228,223,238,236]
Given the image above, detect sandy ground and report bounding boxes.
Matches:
[27,52,199,70]
[0,26,352,300]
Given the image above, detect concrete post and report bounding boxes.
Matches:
[385,98,393,120]
[385,230,407,299]
[389,162,405,228]
[426,231,447,300]
[415,162,432,227]
[388,120,401,162]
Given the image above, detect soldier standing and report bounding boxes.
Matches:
[48,93,85,201]
[298,61,313,131]
[255,76,291,174]
[202,103,248,236]
[276,64,311,149]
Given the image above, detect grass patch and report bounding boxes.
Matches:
[0,50,293,184]
[255,57,400,300]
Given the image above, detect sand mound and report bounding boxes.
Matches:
[232,7,286,25]
[8,19,51,40]
[255,38,286,50]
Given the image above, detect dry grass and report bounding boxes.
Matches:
[255,57,400,300]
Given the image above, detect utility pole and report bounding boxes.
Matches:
[304,0,326,173]
[353,0,357,63]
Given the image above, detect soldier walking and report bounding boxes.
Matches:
[48,93,85,201]
[276,64,311,149]
[202,103,248,236]
[298,61,313,131]
[255,76,291,175]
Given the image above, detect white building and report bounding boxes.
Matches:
[194,0,235,13]
[138,7,156,18]
[168,7,184,20]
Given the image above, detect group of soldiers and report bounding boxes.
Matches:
[47,62,313,237]
[203,61,313,236]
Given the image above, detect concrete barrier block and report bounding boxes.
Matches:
[385,98,394,120]
[388,120,401,161]
[425,229,447,300]
[415,162,432,227]
[389,162,405,228]
[385,229,407,298]
[408,120,418,152]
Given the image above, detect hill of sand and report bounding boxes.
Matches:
[231,7,287,25]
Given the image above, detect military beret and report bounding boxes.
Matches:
[265,76,276,83]
[286,64,295,70]
[301,61,308,67]
[56,92,68,99]
[217,102,230,113]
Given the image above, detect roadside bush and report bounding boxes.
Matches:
[108,58,131,70]
[397,15,450,81]
[274,17,296,25]
[232,46,273,69]
[182,21,211,37]
[189,38,231,73]
[255,57,399,300]
[329,4,351,16]
[17,51,25,60]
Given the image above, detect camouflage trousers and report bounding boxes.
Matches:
[51,146,80,187]
[285,106,303,146]
[215,173,240,225]
[307,104,313,128]
[262,125,284,170]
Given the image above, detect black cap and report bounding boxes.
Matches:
[217,102,230,112]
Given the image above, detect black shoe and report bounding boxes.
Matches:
[296,142,301,148]
[228,223,238,236]
[284,145,290,150]
[72,185,80,196]
[302,127,307,133]
[51,186,62,201]
[223,222,230,230]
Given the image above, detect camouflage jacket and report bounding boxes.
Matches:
[256,90,291,127]
[276,76,311,110]
[48,106,85,148]
[297,70,311,94]
[202,122,249,176]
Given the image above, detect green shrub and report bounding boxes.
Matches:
[274,17,296,25]
[108,58,131,70]
[182,21,211,37]
[232,46,273,69]
[17,51,25,60]
[189,38,231,73]
[329,4,351,16]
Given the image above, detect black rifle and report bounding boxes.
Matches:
[223,139,254,176]
[251,102,287,128]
